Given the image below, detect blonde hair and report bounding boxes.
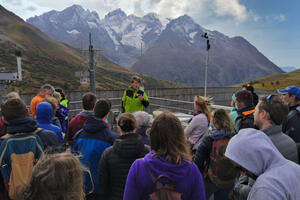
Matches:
[43,96,58,114]
[194,96,212,123]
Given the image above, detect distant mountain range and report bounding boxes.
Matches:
[27,4,283,87]
[27,5,166,68]
[280,66,297,72]
[0,5,183,94]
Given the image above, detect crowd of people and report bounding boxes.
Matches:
[0,77,300,200]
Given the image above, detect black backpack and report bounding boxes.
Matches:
[143,159,181,200]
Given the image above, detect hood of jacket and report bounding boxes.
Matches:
[225,128,288,176]
[210,129,231,140]
[7,117,38,134]
[113,133,145,158]
[143,151,194,183]
[36,102,53,124]
[82,118,108,134]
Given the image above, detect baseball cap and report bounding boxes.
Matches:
[277,85,300,99]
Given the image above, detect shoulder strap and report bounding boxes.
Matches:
[142,158,156,182]
[142,158,173,184]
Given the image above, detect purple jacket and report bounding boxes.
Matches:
[124,151,206,200]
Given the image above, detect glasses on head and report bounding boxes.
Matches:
[265,94,275,105]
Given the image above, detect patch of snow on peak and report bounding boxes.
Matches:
[67,29,80,34]
[121,24,145,49]
[189,31,197,39]
[87,21,97,29]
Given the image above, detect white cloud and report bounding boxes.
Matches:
[214,0,247,22]
[1,0,249,23]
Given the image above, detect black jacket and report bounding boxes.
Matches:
[136,126,150,145]
[98,133,149,200]
[282,105,300,143]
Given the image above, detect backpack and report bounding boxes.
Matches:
[0,131,44,200]
[143,159,181,200]
[207,138,238,187]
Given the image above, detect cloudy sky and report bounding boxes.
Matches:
[1,0,299,69]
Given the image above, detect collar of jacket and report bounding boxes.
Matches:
[128,85,140,92]
[237,106,255,115]
[262,125,282,136]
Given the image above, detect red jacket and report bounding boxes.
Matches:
[67,112,94,141]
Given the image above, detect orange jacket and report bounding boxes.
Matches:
[30,94,44,117]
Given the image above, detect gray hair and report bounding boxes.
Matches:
[133,111,152,127]
[53,91,61,98]
[40,84,55,92]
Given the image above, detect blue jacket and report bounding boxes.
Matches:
[3,117,61,150]
[36,102,63,143]
[72,118,116,194]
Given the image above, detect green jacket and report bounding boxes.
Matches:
[122,86,149,113]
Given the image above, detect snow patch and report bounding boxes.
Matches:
[87,21,97,29]
[189,31,197,39]
[67,29,80,34]
[121,24,145,49]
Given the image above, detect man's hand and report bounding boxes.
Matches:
[138,95,144,101]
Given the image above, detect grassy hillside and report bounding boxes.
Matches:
[0,5,185,94]
[233,69,300,91]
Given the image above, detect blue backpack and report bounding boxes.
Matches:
[0,131,44,200]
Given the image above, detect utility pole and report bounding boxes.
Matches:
[75,33,102,94]
[89,32,96,94]
[201,33,216,97]
[141,42,143,57]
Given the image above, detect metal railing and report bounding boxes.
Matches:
[68,96,232,118]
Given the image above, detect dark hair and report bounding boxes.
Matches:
[55,88,66,99]
[235,90,253,107]
[117,113,137,133]
[246,85,254,92]
[131,76,141,83]
[94,99,111,119]
[1,98,27,122]
[258,95,289,125]
[149,112,192,164]
[23,152,85,200]
[212,109,233,133]
[82,92,97,110]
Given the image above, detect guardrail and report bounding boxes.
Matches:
[68,96,232,118]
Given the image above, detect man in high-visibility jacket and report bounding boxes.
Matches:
[121,76,149,113]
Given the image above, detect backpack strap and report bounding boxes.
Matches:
[142,158,174,184]
[142,158,156,183]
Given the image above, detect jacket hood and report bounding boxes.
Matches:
[113,133,145,158]
[36,102,53,124]
[7,117,38,134]
[143,151,193,182]
[225,128,288,176]
[83,118,107,133]
[210,129,231,140]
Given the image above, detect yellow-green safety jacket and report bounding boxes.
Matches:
[121,86,149,113]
